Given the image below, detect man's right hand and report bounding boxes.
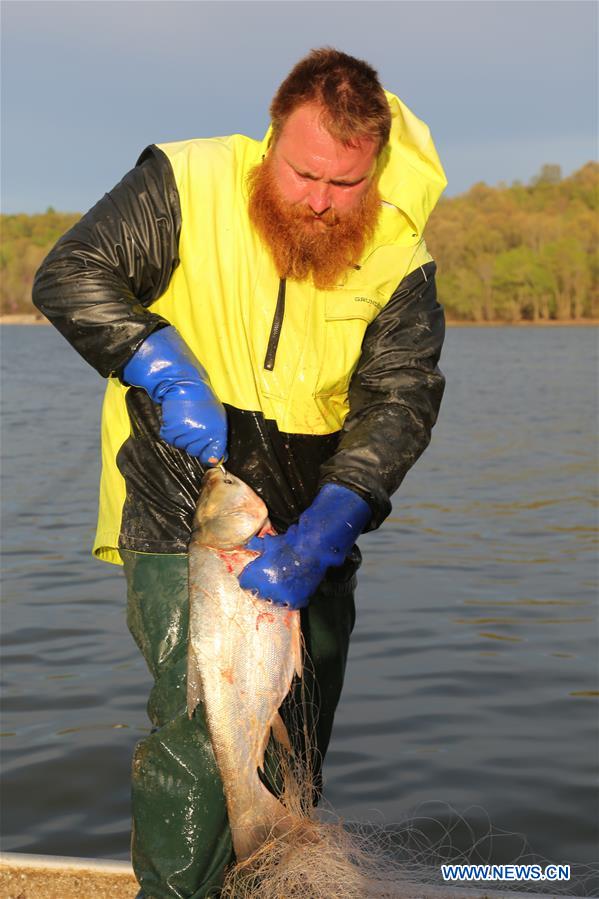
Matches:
[122,326,228,466]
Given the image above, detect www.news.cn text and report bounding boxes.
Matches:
[441,864,570,882]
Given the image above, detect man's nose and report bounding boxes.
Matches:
[307,183,332,215]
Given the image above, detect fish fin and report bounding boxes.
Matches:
[293,621,303,680]
[186,644,204,719]
[257,709,293,774]
[256,720,272,774]
[270,711,292,754]
[257,518,276,538]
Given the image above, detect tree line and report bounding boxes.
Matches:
[1,208,80,316]
[1,163,597,321]
[426,162,598,321]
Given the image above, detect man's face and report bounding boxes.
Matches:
[269,103,378,221]
[248,103,381,289]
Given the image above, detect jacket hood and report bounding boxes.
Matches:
[258,89,446,239]
[377,90,447,237]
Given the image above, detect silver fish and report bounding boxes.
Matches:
[187,468,303,861]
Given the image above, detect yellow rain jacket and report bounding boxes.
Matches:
[33,92,447,566]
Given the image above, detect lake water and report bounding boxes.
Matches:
[1,324,597,893]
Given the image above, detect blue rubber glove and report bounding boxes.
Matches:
[239,483,371,609]
[122,326,227,466]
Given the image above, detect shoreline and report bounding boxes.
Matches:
[1,314,597,328]
[1,314,49,325]
[443,318,599,327]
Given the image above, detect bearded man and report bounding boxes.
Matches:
[33,47,447,899]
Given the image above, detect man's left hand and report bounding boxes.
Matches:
[238,483,372,610]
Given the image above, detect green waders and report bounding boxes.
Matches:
[121,549,356,899]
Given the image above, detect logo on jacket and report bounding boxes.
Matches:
[354,296,383,311]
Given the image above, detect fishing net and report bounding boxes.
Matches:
[221,802,597,899]
[220,647,408,898]
[219,647,597,898]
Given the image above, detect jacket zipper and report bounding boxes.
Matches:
[263,278,286,371]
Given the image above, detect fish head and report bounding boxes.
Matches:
[193,469,270,549]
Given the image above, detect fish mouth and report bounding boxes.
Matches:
[202,467,228,484]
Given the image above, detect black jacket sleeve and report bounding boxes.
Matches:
[32,146,181,378]
[319,260,445,529]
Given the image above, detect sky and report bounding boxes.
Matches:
[1,0,597,214]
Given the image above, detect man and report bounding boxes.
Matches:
[33,48,447,899]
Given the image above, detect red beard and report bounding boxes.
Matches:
[247,155,380,290]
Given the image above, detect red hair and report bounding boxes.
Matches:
[270,47,391,154]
